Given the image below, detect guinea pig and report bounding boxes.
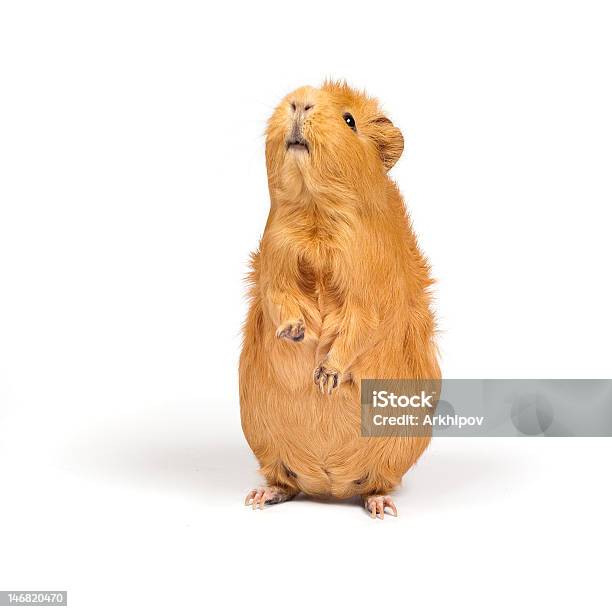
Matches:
[239,81,440,519]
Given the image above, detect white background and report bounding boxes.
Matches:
[1,1,611,610]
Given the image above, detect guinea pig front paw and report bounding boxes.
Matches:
[276,319,305,342]
[313,363,341,395]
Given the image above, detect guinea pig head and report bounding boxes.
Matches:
[265,82,404,199]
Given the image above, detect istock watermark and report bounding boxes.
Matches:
[361,379,612,437]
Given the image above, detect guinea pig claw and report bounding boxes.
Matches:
[364,495,398,520]
[387,499,398,517]
[253,491,263,510]
[245,487,265,509]
[313,365,340,395]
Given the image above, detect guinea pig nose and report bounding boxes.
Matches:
[290,101,314,113]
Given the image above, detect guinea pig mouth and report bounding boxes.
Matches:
[286,138,309,153]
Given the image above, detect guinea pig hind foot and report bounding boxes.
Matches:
[244,485,296,510]
[362,495,398,520]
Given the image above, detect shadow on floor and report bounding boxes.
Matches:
[73,417,529,511]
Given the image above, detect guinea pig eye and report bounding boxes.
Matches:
[343,112,356,131]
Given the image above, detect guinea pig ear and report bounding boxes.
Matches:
[372,116,404,171]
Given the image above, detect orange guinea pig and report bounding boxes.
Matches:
[239,81,440,519]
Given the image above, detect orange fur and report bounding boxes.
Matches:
[239,82,440,502]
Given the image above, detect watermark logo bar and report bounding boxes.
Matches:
[361,379,612,437]
[0,592,67,607]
